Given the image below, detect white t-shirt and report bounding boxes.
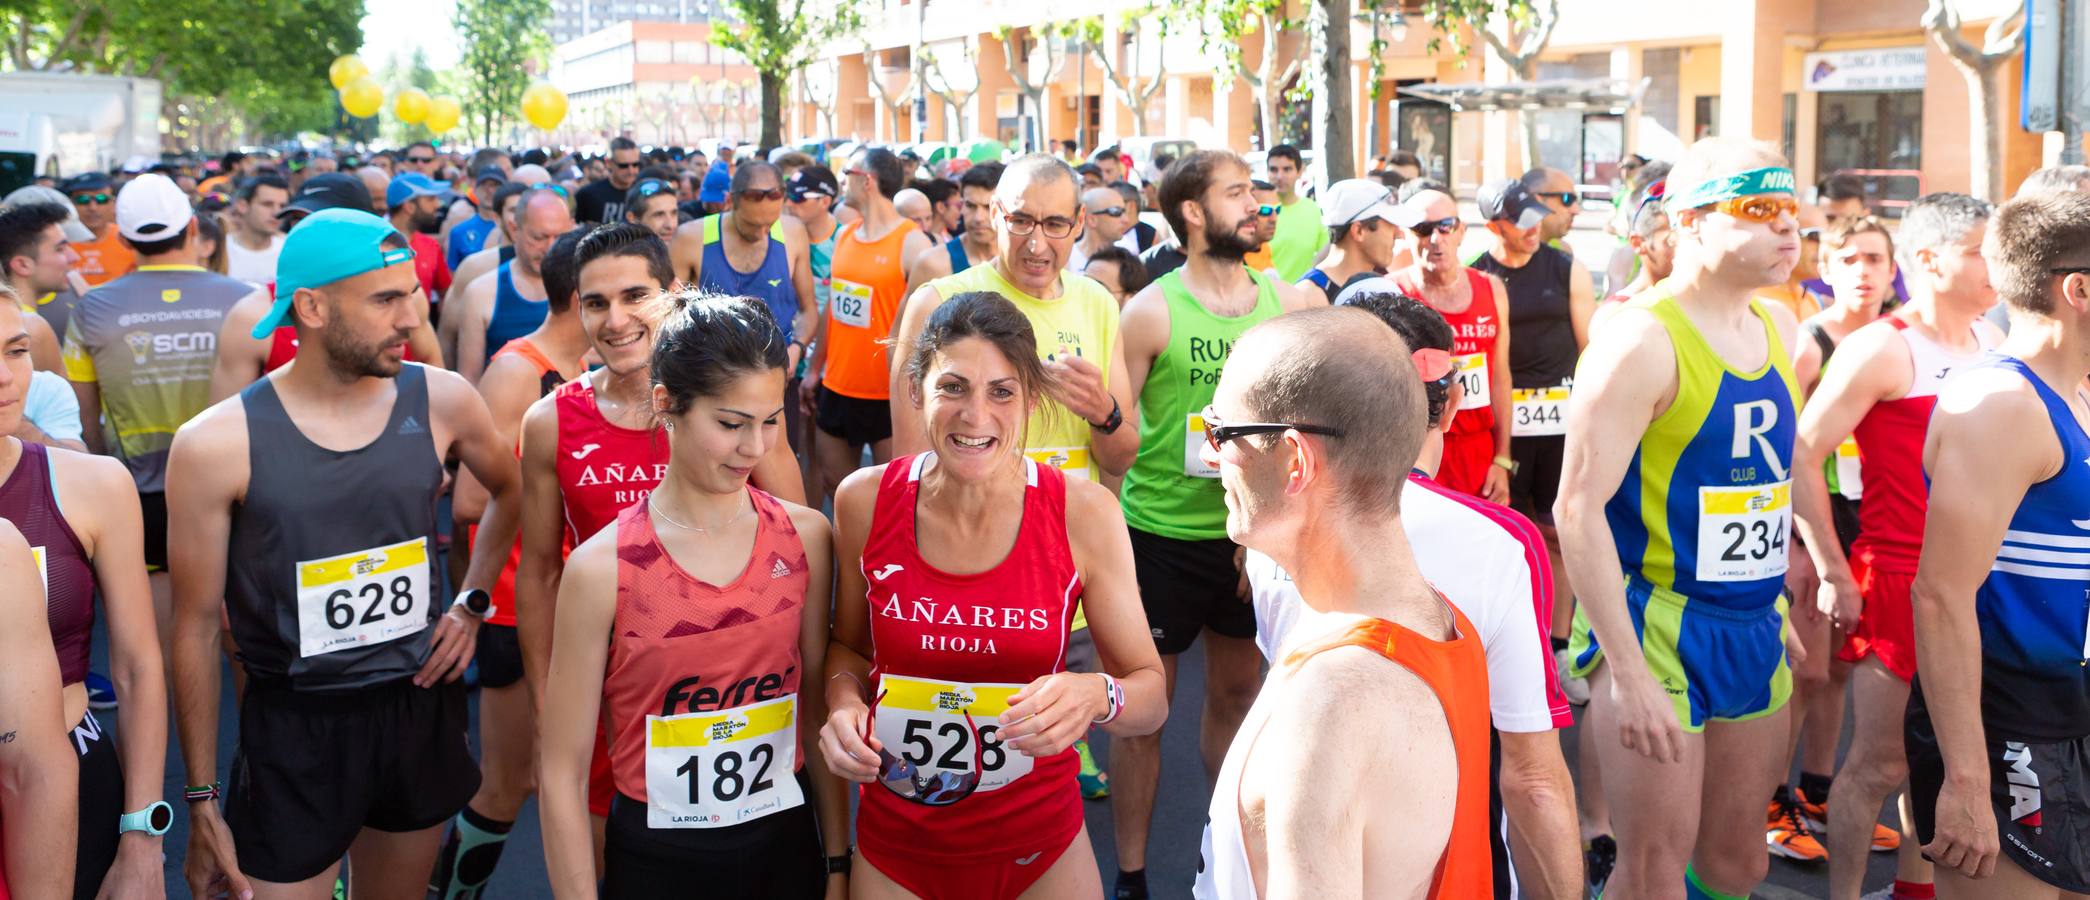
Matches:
[224,233,285,286]
[1246,472,1571,734]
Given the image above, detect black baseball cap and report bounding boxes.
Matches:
[62,172,113,194]
[787,166,838,202]
[473,165,507,186]
[279,172,375,220]
[1476,179,1550,231]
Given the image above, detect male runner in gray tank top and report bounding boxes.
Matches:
[166,208,524,900]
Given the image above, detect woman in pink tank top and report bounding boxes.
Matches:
[816,291,1166,900]
[537,293,850,899]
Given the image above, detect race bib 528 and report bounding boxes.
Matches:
[295,537,431,659]
[874,674,1032,793]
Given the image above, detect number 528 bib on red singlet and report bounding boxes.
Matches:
[874,674,1032,792]
[645,693,804,828]
[294,537,432,658]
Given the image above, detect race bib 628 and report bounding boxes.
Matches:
[295,537,432,659]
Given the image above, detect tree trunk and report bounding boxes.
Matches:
[1965,60,2006,202]
[1312,0,1353,185]
[1517,61,1542,170]
[760,70,785,148]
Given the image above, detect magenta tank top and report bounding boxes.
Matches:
[0,442,96,684]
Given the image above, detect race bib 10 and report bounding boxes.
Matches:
[645,694,804,829]
[1511,385,1569,437]
[831,278,874,329]
[295,537,432,659]
[1695,481,1791,582]
[874,674,1032,793]
[1455,353,1489,410]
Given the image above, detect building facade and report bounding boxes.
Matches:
[549,20,762,147]
[547,0,732,49]
[790,0,2051,205]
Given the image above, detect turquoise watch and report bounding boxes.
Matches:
[119,800,173,836]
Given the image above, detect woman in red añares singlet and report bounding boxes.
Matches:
[818,292,1165,900]
[538,293,849,899]
[0,299,170,900]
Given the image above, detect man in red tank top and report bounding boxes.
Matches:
[1790,193,2002,900]
[431,229,593,899]
[1387,188,1513,503]
[1195,307,1491,899]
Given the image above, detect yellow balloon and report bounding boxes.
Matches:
[340,76,384,119]
[424,96,462,134]
[520,82,568,131]
[329,55,368,90]
[394,88,430,124]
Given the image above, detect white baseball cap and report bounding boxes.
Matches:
[115,173,195,242]
[1,186,95,242]
[1320,178,1423,230]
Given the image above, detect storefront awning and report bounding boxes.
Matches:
[1397,77,1651,114]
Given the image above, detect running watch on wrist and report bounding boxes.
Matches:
[1088,398,1124,435]
[1492,455,1519,475]
[826,848,853,875]
[454,587,495,621]
[119,801,174,837]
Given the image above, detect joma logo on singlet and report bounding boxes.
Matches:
[1729,399,1789,481]
[660,667,795,716]
[2005,741,2044,826]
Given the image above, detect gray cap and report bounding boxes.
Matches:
[2,186,95,242]
[1476,179,1550,231]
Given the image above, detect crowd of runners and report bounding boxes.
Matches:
[1,129,2088,900]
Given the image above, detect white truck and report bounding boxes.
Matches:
[0,72,163,192]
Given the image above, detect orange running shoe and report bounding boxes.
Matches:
[1766,796,1828,862]
[1795,787,1901,853]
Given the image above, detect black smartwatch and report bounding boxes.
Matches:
[825,848,853,875]
[1088,397,1124,435]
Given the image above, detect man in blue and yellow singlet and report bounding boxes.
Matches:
[1554,137,1806,900]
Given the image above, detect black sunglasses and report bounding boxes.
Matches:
[1087,206,1126,218]
[1533,190,1581,206]
[867,691,985,806]
[73,193,112,205]
[736,187,785,202]
[1409,216,1461,238]
[406,155,436,164]
[1201,404,1346,451]
[613,160,643,169]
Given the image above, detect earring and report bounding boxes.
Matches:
[664,420,675,431]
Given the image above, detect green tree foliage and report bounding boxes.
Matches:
[712,0,865,147]
[1,0,362,143]
[455,0,551,145]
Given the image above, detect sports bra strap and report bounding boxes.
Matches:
[1804,320,1836,364]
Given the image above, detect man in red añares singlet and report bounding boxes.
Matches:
[1790,193,2002,900]
[818,291,1165,900]
[1194,307,1492,899]
[428,228,594,899]
[537,293,848,899]
[511,224,806,855]
[1387,185,1514,502]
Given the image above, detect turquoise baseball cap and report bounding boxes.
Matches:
[255,208,415,339]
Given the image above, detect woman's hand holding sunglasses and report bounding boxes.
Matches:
[818,688,884,783]
[995,672,1108,758]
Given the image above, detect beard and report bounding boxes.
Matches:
[1202,212,1260,261]
[322,323,408,380]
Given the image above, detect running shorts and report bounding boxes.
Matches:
[1908,689,2090,894]
[1508,435,1564,525]
[602,771,822,900]
[859,826,1078,900]
[1566,580,1793,732]
[814,384,893,447]
[591,723,615,818]
[1835,560,1916,683]
[1438,430,1494,499]
[71,710,121,900]
[139,490,168,572]
[475,622,525,689]
[226,678,480,883]
[1129,527,1252,655]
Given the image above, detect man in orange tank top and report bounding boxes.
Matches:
[1193,307,1492,899]
[799,147,936,504]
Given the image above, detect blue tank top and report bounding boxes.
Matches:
[946,235,971,274]
[697,215,798,343]
[485,260,548,365]
[1971,354,2090,740]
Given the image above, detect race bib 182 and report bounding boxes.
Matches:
[295,537,432,659]
[874,674,1032,793]
[645,694,804,829]
[1695,482,1791,582]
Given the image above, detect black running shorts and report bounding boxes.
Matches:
[476,622,525,689]
[814,385,893,447]
[72,710,122,900]
[139,490,168,572]
[1509,435,1564,525]
[1909,687,2090,894]
[1129,527,1252,656]
[602,771,823,899]
[226,678,480,883]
